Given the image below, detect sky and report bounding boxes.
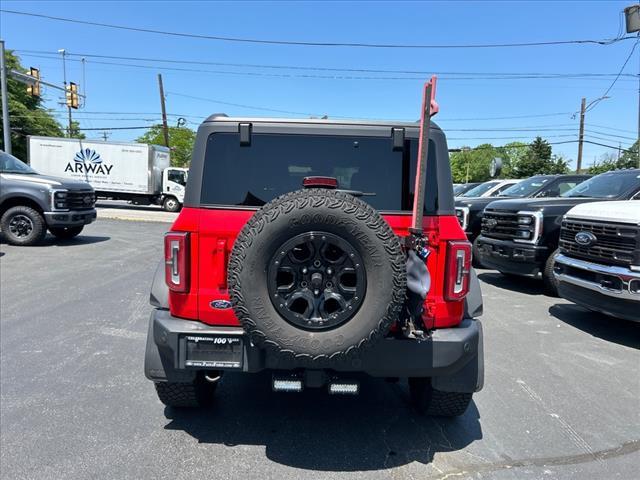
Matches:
[1,0,638,169]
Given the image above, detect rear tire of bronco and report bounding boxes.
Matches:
[154,375,217,408]
[542,248,560,297]
[0,206,47,246]
[408,377,472,417]
[49,226,84,240]
[471,237,484,269]
[228,188,406,364]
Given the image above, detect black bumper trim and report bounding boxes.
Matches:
[144,309,484,393]
[557,282,640,322]
[44,209,97,227]
[475,235,548,275]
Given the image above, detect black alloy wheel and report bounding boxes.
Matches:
[267,231,366,331]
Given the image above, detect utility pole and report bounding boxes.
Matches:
[157,74,170,148]
[576,97,586,173]
[0,39,11,154]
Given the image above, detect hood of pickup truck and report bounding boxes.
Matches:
[455,196,501,213]
[566,200,640,224]
[1,173,93,191]
[484,197,601,213]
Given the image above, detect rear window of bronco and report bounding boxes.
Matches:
[201,132,435,211]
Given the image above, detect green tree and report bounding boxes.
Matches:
[496,141,530,178]
[136,125,195,167]
[588,141,638,173]
[515,137,552,177]
[0,50,64,160]
[450,144,498,183]
[618,140,639,169]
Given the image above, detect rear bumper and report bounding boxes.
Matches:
[554,253,640,322]
[144,309,484,393]
[44,209,96,227]
[475,235,548,275]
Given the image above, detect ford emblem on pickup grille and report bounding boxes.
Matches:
[575,231,597,247]
[210,300,232,309]
[485,219,498,229]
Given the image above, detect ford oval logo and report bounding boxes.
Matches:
[210,300,232,310]
[575,231,597,247]
[485,219,498,229]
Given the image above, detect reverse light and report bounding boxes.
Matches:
[164,232,190,293]
[444,241,472,301]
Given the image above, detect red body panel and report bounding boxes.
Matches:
[168,207,469,330]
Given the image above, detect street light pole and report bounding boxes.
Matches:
[0,39,11,154]
[59,49,72,137]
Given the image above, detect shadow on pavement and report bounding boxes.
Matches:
[0,234,110,247]
[163,372,482,472]
[96,202,164,212]
[549,304,640,349]
[477,271,544,296]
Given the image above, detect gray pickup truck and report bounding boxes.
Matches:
[0,150,96,246]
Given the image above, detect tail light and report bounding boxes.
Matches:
[165,232,190,293]
[444,241,471,301]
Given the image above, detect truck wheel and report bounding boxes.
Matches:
[154,376,217,408]
[542,248,560,297]
[408,377,473,417]
[472,237,484,269]
[0,206,47,246]
[49,226,84,240]
[228,189,406,364]
[163,196,181,212]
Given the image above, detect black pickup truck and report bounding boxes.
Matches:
[455,174,590,263]
[475,169,640,295]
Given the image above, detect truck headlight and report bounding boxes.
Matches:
[514,211,543,244]
[455,206,470,231]
[51,189,69,211]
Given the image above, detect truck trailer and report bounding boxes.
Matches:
[27,136,188,212]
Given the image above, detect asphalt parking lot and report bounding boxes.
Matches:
[1,218,638,480]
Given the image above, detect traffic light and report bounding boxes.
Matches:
[26,67,40,97]
[65,82,79,109]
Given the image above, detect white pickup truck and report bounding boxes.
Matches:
[553,201,640,322]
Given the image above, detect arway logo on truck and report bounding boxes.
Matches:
[65,148,114,175]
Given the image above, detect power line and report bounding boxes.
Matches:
[456,139,632,152]
[14,49,640,79]
[586,37,640,112]
[2,9,637,49]
[19,53,640,83]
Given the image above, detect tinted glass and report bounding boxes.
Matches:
[201,132,425,211]
[0,151,37,174]
[168,169,187,186]
[460,181,500,198]
[493,182,517,195]
[498,176,551,197]
[563,170,640,199]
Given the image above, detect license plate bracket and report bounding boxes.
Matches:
[182,335,244,370]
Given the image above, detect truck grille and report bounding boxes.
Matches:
[559,218,639,267]
[59,190,96,210]
[480,210,519,240]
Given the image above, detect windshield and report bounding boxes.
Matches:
[563,170,640,199]
[168,169,188,186]
[499,176,550,197]
[461,181,499,198]
[0,151,38,174]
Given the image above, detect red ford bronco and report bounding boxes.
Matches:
[144,107,484,416]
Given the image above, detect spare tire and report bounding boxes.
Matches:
[228,189,406,364]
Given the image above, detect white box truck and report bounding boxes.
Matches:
[27,136,188,212]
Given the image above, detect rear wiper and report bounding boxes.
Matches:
[337,189,376,197]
